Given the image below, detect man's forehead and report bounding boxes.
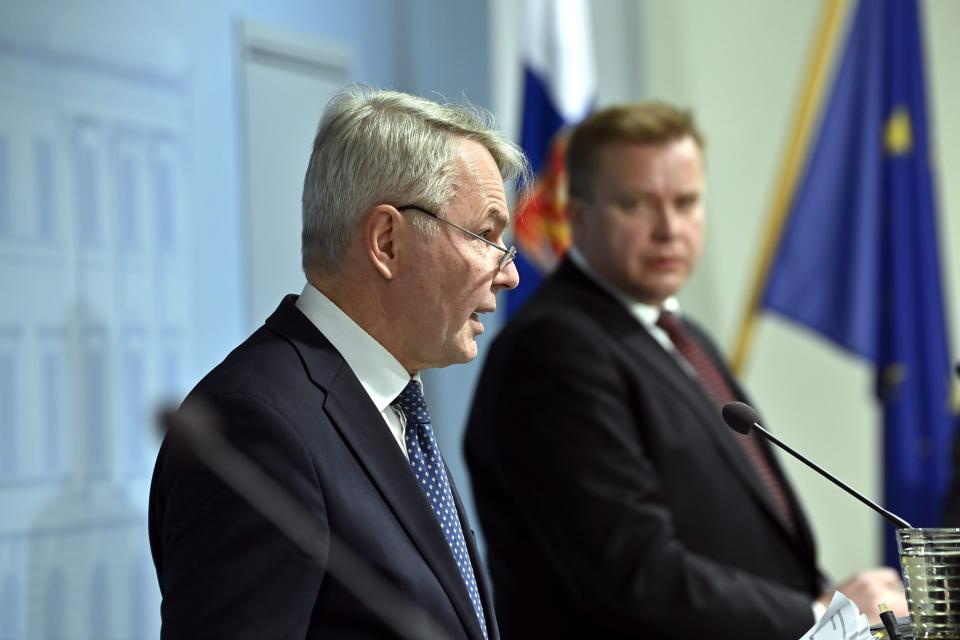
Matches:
[451,141,509,217]
[465,152,507,190]
[596,139,703,183]
[598,137,703,161]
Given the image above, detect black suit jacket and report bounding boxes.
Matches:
[464,259,823,640]
[149,296,497,640]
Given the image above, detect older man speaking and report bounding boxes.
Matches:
[150,86,527,640]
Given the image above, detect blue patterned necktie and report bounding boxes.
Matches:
[394,380,488,639]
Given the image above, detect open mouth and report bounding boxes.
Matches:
[471,307,495,321]
[470,309,494,330]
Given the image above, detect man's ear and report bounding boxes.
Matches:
[366,205,402,280]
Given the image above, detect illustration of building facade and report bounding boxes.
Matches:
[0,6,191,638]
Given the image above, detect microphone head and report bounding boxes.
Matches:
[721,401,761,435]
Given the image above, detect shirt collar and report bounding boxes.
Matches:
[566,247,682,329]
[295,283,420,411]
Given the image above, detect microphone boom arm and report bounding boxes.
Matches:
[750,422,912,529]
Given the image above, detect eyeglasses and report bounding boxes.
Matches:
[396,205,517,270]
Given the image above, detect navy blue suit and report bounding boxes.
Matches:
[465,258,823,640]
[149,296,496,639]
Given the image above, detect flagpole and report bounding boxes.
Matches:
[730,0,851,375]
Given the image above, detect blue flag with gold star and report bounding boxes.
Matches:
[761,0,953,565]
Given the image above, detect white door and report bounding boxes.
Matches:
[239,23,351,330]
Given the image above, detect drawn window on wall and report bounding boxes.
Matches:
[0,349,17,479]
[35,137,57,243]
[41,344,66,476]
[90,561,110,639]
[43,567,65,640]
[82,329,110,479]
[123,345,145,470]
[74,121,105,250]
[116,141,141,252]
[1,573,17,639]
[152,138,180,254]
[0,134,10,240]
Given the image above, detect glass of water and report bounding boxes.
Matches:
[897,527,960,639]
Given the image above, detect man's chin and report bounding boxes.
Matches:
[459,342,479,364]
[626,278,686,305]
[457,338,480,364]
[432,342,478,369]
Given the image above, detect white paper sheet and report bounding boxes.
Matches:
[798,592,873,640]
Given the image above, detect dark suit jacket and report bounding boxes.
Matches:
[149,295,496,640]
[464,258,824,640]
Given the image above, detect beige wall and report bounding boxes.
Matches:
[490,0,960,581]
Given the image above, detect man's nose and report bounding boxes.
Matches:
[494,259,520,291]
[653,207,680,238]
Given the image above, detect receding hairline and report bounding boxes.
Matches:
[453,136,511,208]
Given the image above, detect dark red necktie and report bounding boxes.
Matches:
[656,311,795,533]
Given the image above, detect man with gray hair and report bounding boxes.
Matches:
[149,85,527,639]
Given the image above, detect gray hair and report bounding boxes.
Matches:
[301,85,530,273]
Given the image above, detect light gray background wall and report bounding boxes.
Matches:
[490,0,960,582]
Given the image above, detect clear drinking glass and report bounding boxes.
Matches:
[897,527,960,639]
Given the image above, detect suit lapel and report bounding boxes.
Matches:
[266,296,485,640]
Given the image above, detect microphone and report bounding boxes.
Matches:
[720,401,912,529]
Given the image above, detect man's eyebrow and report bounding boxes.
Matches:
[486,207,510,227]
